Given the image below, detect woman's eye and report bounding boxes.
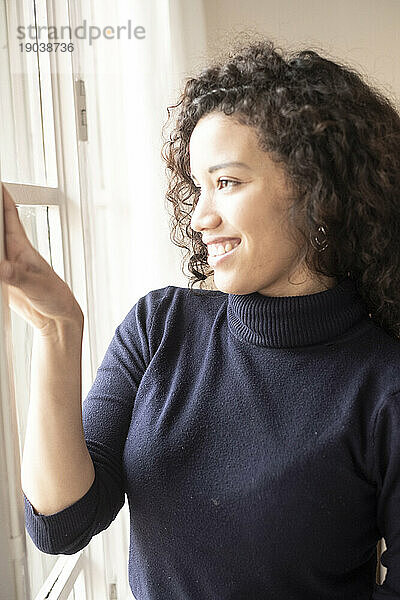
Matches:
[192,179,239,191]
[217,179,239,190]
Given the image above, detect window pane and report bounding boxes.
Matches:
[65,568,87,600]
[0,0,57,186]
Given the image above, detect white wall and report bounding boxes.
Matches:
[202,0,400,107]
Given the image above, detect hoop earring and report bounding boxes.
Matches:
[310,225,329,252]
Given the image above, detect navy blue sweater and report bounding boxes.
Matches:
[24,277,400,599]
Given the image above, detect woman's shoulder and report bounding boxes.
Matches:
[353,318,400,395]
[143,284,227,328]
[145,284,226,305]
[120,285,226,330]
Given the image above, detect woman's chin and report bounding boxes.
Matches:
[213,274,256,295]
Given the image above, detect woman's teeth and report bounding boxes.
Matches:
[208,240,240,257]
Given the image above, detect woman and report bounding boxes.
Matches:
[3,38,400,599]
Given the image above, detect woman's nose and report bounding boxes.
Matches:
[190,193,221,233]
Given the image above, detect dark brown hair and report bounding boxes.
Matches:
[161,34,400,340]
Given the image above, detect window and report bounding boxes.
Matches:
[0,1,129,598]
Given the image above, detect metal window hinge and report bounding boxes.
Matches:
[109,582,118,599]
[74,79,88,142]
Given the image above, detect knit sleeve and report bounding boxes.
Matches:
[23,288,166,555]
[371,390,400,598]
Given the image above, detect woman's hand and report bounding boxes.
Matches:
[0,185,83,333]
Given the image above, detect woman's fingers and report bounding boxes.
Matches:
[2,184,33,259]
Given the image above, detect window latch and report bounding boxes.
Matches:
[74,79,88,142]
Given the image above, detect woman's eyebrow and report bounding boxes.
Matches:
[190,161,251,180]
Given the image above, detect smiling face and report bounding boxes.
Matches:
[189,111,336,296]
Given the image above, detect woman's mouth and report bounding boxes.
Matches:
[207,239,241,267]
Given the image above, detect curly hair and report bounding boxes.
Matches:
[161,34,400,341]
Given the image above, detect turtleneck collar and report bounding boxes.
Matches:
[227,277,369,348]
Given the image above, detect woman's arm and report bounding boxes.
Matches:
[21,314,95,516]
